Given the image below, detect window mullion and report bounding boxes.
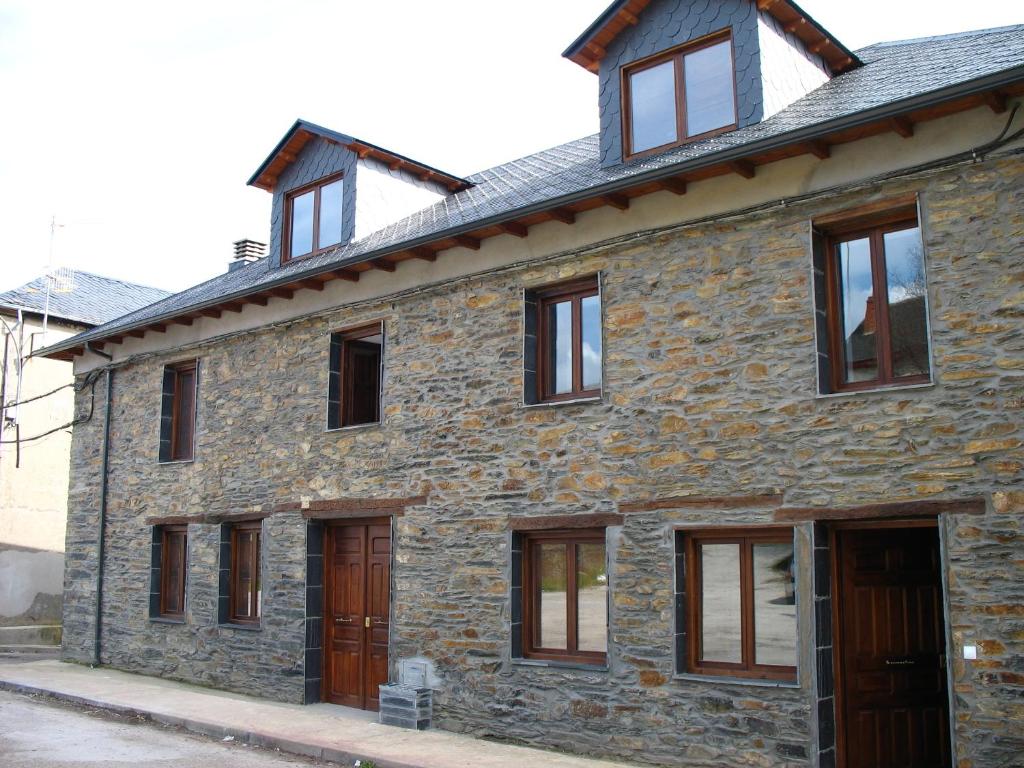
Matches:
[311,186,322,252]
[566,541,579,654]
[675,54,686,141]
[572,295,583,394]
[740,539,755,671]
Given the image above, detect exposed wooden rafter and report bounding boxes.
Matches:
[601,193,630,211]
[498,222,529,238]
[890,116,915,138]
[729,160,756,179]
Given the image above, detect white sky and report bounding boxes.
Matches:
[0,0,1020,294]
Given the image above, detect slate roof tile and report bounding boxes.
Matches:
[0,272,172,328]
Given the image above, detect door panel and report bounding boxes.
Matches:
[837,527,950,768]
[324,522,391,710]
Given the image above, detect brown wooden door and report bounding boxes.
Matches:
[324,521,391,710]
[836,526,950,768]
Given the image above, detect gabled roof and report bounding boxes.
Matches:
[39,25,1024,361]
[0,271,172,328]
[563,0,862,75]
[247,119,473,194]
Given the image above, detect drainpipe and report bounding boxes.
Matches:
[87,342,113,667]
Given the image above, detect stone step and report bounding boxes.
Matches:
[0,625,62,646]
[0,644,60,655]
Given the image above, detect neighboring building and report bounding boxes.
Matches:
[0,272,170,648]
[42,3,1024,767]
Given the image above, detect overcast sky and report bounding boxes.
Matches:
[0,0,1019,294]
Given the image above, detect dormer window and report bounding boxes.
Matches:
[623,32,737,158]
[284,173,344,262]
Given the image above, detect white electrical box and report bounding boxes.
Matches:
[963,644,977,660]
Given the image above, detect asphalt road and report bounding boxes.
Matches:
[0,689,333,767]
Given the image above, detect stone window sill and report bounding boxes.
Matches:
[673,672,800,689]
[520,396,604,410]
[218,622,262,632]
[325,421,382,434]
[510,657,608,673]
[815,380,934,400]
[157,458,195,466]
[149,616,185,625]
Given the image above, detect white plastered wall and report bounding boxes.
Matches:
[353,157,449,241]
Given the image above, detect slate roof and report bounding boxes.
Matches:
[0,271,172,327]
[42,24,1024,354]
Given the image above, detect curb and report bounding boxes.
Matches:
[0,679,422,768]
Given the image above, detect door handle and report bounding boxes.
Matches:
[335,617,353,624]
[885,659,915,666]
[364,616,370,628]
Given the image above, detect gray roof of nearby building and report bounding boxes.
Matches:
[42,24,1024,352]
[0,271,172,327]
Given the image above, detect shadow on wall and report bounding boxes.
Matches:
[0,543,64,627]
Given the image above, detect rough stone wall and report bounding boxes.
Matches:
[268,136,357,268]
[598,0,762,167]
[62,153,1024,767]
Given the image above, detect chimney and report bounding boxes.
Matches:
[862,294,876,335]
[229,239,267,272]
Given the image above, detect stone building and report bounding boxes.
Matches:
[43,2,1024,767]
[0,271,169,650]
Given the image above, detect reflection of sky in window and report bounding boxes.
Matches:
[837,238,873,336]
[290,190,314,257]
[553,301,572,394]
[884,227,923,302]
[684,40,735,136]
[630,60,677,153]
[581,295,601,389]
[318,179,344,248]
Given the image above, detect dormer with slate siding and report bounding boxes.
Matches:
[248,120,470,269]
[564,0,859,167]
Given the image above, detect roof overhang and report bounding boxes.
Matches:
[40,69,1024,364]
[563,0,862,75]
[247,119,473,194]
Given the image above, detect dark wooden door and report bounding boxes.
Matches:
[324,522,391,710]
[343,341,381,426]
[836,526,950,768]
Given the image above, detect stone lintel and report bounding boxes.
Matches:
[291,495,428,519]
[773,496,987,523]
[619,494,784,513]
[145,510,277,526]
[509,512,624,530]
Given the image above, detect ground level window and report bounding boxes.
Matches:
[152,525,187,620]
[229,521,261,624]
[680,528,796,680]
[521,530,607,664]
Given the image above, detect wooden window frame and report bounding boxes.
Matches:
[328,322,384,429]
[521,529,607,665]
[822,207,930,393]
[168,360,197,462]
[282,171,345,264]
[536,277,601,403]
[683,528,796,681]
[621,29,738,161]
[228,521,262,625]
[158,525,188,620]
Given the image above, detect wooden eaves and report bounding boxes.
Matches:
[562,0,863,76]
[44,73,1024,363]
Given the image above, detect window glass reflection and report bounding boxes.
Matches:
[290,190,315,258]
[538,543,567,649]
[576,542,607,653]
[547,300,573,395]
[318,179,344,249]
[581,295,601,390]
[837,237,877,383]
[684,40,736,136]
[753,542,796,667]
[701,543,742,663]
[630,60,677,153]
[884,226,929,378]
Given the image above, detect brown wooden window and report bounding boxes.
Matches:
[159,360,197,463]
[228,522,261,625]
[327,323,383,429]
[622,31,737,159]
[158,525,188,620]
[681,529,796,680]
[521,530,607,665]
[534,278,602,403]
[817,204,930,393]
[283,172,345,262]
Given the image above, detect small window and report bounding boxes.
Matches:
[228,522,261,625]
[520,530,608,665]
[814,204,930,393]
[527,277,602,403]
[159,360,197,462]
[153,525,187,620]
[328,323,383,429]
[284,173,345,262]
[623,32,736,158]
[679,529,796,680]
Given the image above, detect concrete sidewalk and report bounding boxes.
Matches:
[0,659,626,768]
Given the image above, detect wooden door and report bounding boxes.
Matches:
[324,521,391,710]
[836,526,950,768]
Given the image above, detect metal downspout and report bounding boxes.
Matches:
[90,345,113,668]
